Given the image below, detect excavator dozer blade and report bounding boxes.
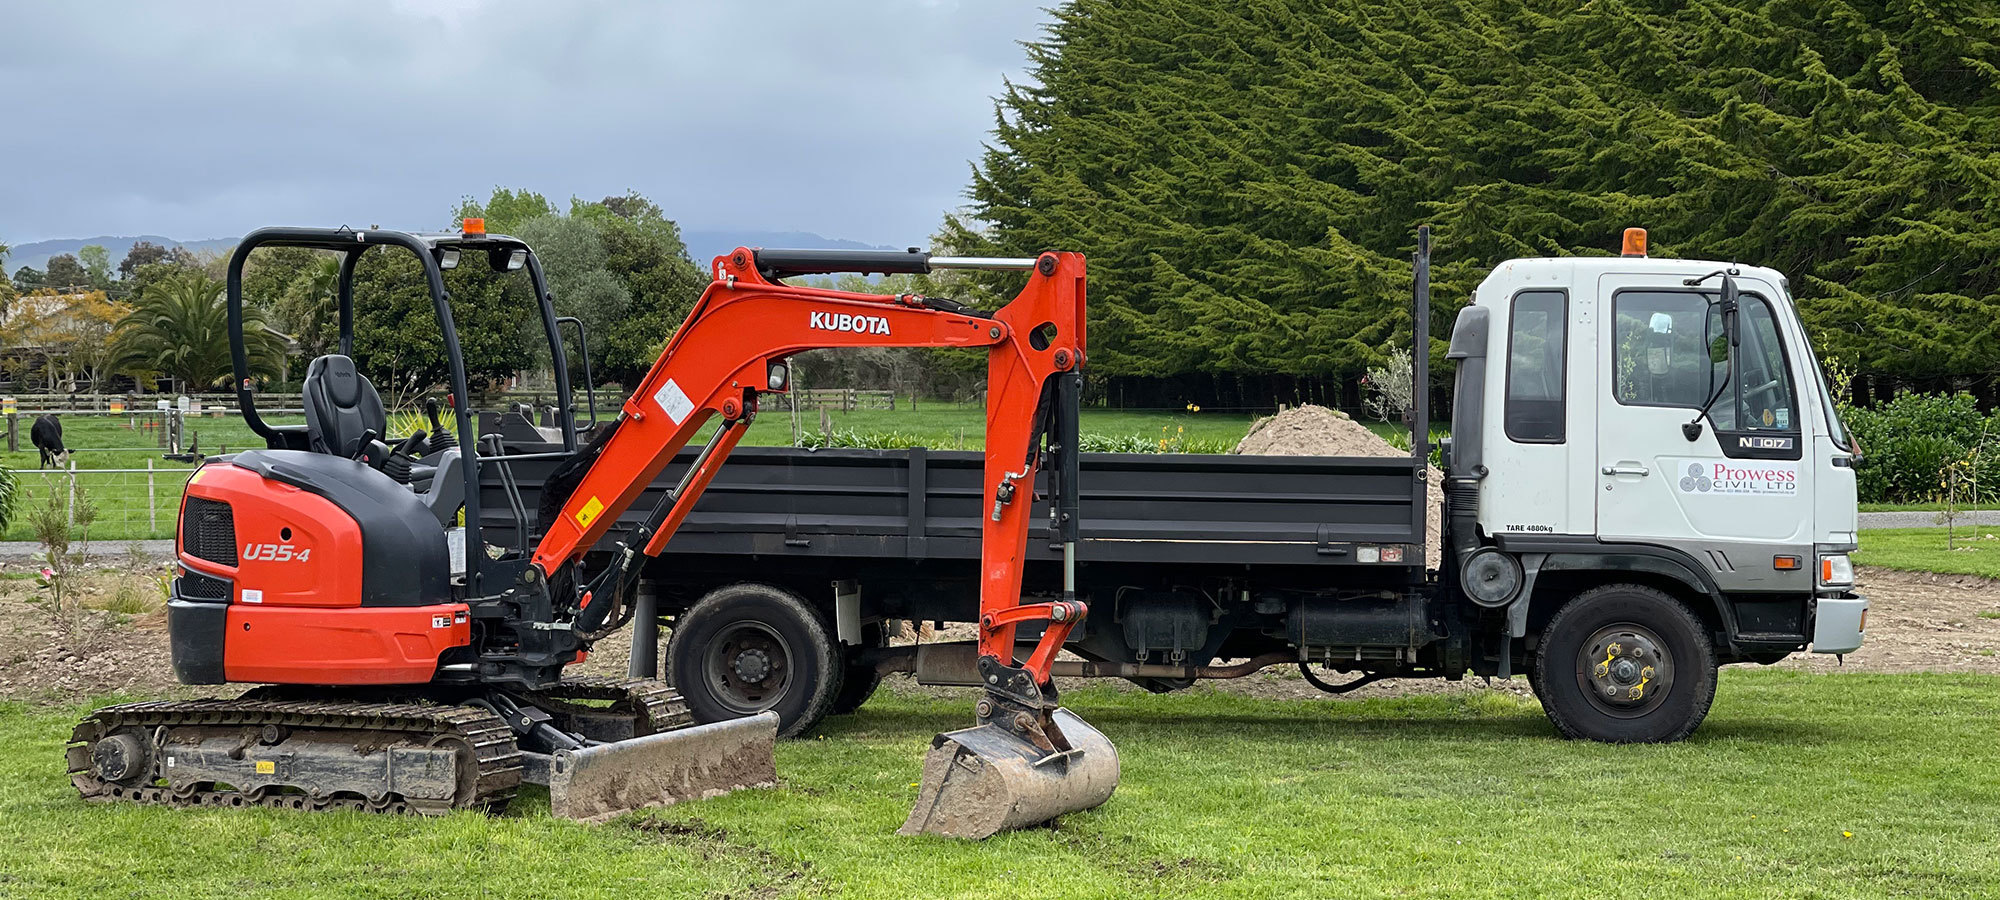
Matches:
[899,707,1118,839]
[548,712,779,824]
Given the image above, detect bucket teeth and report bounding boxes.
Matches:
[548,712,779,824]
[900,708,1118,839]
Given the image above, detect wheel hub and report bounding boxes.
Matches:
[732,649,773,683]
[1578,623,1673,716]
[707,622,793,714]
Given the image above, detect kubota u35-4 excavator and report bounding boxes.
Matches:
[66,222,1115,836]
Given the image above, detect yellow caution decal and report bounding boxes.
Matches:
[255,760,275,774]
[576,496,606,529]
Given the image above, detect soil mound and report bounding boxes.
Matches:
[1233,405,1445,565]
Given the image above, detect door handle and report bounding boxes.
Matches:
[1601,464,1650,477]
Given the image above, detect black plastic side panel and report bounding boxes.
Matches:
[481,446,1427,569]
[168,596,228,684]
[230,449,450,607]
[1495,535,1737,640]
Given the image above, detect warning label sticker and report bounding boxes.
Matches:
[575,496,606,529]
[653,378,695,425]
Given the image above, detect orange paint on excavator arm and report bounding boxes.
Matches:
[527,247,1087,682]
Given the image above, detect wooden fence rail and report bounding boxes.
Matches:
[789,389,896,411]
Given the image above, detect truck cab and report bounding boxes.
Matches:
[1445,233,1866,741]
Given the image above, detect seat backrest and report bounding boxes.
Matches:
[302,354,386,458]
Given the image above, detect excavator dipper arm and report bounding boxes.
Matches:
[524,247,1113,837]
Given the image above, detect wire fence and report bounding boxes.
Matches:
[7,463,187,542]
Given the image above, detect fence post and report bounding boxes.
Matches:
[66,459,76,529]
[4,413,13,453]
[148,458,158,536]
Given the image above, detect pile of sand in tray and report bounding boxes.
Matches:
[1233,405,1445,567]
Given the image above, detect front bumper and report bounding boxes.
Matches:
[1810,592,1867,654]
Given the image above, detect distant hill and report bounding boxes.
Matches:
[3,235,235,273]
[680,230,903,266]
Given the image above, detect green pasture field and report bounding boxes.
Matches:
[0,671,1993,898]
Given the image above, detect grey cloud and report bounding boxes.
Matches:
[0,0,1050,245]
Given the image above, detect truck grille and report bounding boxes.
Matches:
[181,497,238,566]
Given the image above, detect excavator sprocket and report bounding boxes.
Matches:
[67,699,522,815]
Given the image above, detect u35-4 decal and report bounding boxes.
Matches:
[241,543,311,562]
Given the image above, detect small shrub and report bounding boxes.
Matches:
[25,477,100,642]
[1362,346,1416,425]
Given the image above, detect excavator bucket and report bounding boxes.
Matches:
[544,712,779,824]
[899,708,1118,839]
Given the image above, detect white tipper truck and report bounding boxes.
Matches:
[495,227,1867,744]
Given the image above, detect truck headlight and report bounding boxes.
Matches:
[1819,553,1854,587]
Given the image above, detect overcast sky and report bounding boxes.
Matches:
[0,1,1052,246]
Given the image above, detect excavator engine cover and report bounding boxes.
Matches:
[900,707,1118,839]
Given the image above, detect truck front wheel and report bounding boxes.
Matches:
[667,583,841,739]
[1530,584,1717,743]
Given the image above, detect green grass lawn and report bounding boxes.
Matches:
[1859,501,2000,513]
[3,671,1995,898]
[1856,527,2000,578]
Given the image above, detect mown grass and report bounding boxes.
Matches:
[1860,501,2000,513]
[1856,527,2000,579]
[2,671,1995,898]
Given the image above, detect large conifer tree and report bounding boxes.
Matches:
[951,0,2000,402]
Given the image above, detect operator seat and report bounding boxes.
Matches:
[302,354,386,458]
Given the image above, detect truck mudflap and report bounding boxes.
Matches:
[526,711,779,824]
[899,707,1118,839]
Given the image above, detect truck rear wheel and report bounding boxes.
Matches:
[667,583,840,739]
[1530,584,1716,743]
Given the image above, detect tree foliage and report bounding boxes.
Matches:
[110,270,285,391]
[41,255,88,292]
[950,0,2000,390]
[0,289,129,390]
[455,188,707,386]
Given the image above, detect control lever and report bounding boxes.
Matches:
[423,396,455,455]
[382,430,427,484]
[352,428,380,461]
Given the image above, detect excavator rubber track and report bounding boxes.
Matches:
[519,675,693,738]
[67,699,522,815]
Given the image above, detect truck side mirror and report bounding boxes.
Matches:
[1719,275,1740,347]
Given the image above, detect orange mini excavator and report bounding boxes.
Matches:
[67,223,1116,836]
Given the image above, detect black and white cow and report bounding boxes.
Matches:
[30,415,69,469]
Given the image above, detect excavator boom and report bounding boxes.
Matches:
[531,246,1116,837]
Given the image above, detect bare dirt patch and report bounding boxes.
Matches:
[0,553,190,704]
[1777,567,2000,674]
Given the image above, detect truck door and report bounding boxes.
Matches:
[1595,274,1813,558]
